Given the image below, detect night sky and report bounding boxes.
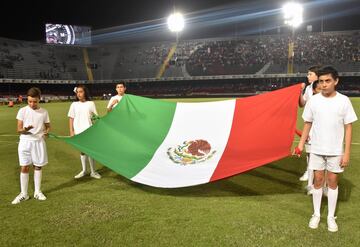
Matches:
[1,0,359,42]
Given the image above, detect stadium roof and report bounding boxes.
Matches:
[1,0,359,42]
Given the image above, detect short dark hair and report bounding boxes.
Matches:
[27,87,41,98]
[75,84,91,101]
[317,66,339,80]
[307,65,322,74]
[312,80,319,91]
[116,82,126,87]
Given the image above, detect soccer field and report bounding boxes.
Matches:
[0,98,359,247]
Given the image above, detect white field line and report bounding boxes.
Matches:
[0,140,18,143]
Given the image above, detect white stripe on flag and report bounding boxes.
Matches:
[131,99,236,188]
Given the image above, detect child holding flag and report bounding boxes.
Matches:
[299,65,321,181]
[303,80,322,195]
[107,82,126,112]
[295,66,357,232]
[68,85,101,179]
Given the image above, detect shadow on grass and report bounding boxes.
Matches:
[55,161,353,200]
[318,177,353,216]
[113,162,304,197]
[266,163,303,177]
[43,166,113,194]
[338,177,354,202]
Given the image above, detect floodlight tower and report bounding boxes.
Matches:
[167,12,184,43]
[282,2,303,74]
[156,12,185,79]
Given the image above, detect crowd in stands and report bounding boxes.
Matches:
[186,31,360,76]
[0,31,359,80]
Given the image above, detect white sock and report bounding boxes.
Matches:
[34,169,42,194]
[80,155,87,172]
[328,187,338,218]
[20,172,29,196]
[307,169,314,188]
[88,156,95,173]
[312,187,323,217]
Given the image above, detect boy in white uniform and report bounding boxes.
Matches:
[296,66,357,232]
[12,87,50,204]
[299,65,321,181]
[107,82,126,112]
[68,85,101,179]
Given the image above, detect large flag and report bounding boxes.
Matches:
[56,84,301,188]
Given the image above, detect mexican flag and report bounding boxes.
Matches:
[57,84,301,188]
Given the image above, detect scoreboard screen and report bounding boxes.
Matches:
[45,24,91,45]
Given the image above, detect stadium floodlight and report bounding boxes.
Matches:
[167,12,185,33]
[282,2,303,74]
[282,2,303,28]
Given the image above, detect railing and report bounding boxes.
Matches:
[1,71,359,84]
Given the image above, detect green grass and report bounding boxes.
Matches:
[0,98,359,247]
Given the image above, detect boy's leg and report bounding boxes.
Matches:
[325,155,343,232]
[309,170,324,229]
[20,166,30,196]
[32,140,48,200]
[33,166,47,200]
[312,170,325,216]
[80,153,87,172]
[75,153,87,178]
[13,140,32,204]
[88,156,101,179]
[307,153,326,229]
[327,172,338,218]
[327,171,339,232]
[34,166,42,194]
[88,156,95,174]
[12,166,30,204]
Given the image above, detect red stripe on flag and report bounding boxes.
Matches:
[210,84,301,181]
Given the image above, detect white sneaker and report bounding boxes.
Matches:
[90,172,101,179]
[327,216,338,232]
[11,193,29,205]
[323,187,328,197]
[309,215,321,229]
[74,171,86,179]
[34,191,47,201]
[299,171,309,181]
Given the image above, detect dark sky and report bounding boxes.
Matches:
[1,0,359,42]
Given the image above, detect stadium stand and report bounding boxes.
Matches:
[0,30,359,81]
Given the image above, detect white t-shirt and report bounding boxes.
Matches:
[302,92,358,155]
[303,82,314,103]
[107,95,123,109]
[68,101,98,135]
[16,106,50,141]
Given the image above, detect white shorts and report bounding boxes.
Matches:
[305,143,311,153]
[308,153,343,173]
[18,139,48,167]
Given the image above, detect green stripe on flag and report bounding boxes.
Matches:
[61,94,177,178]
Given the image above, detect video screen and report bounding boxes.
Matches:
[45,24,91,45]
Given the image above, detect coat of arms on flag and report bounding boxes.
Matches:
[167,139,216,165]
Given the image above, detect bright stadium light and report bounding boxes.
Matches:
[282,2,303,28]
[167,12,185,33]
[282,2,303,74]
